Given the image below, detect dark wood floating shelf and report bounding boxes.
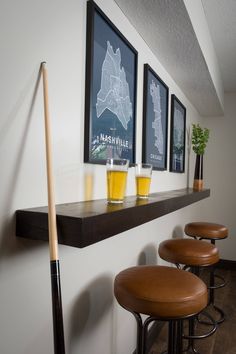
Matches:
[16,188,210,248]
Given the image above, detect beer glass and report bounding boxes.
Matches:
[135,163,152,199]
[106,159,129,203]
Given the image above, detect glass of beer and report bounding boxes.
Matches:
[106,159,129,203]
[135,163,152,199]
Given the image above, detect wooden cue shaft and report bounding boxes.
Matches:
[41,62,66,354]
[41,62,58,261]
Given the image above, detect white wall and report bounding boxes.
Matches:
[0,1,208,354]
[200,93,236,261]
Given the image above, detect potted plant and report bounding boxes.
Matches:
[191,123,210,190]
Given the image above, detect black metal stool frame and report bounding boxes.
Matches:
[174,264,218,354]
[126,308,216,354]
[192,235,227,324]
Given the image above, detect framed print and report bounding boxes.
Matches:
[142,64,169,170]
[84,0,137,165]
[169,94,186,173]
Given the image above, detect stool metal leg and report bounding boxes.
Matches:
[132,314,184,354]
[209,264,215,305]
[132,313,157,354]
[197,238,225,324]
[209,240,225,324]
[168,320,179,354]
[183,266,201,354]
[143,317,156,354]
[209,267,225,322]
[183,312,217,353]
[168,320,176,354]
[132,312,143,354]
[191,240,225,325]
[176,320,183,354]
[184,318,199,354]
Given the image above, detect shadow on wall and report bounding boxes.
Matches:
[137,230,185,267]
[137,243,158,266]
[172,225,185,239]
[0,216,44,268]
[68,273,114,354]
[0,65,43,267]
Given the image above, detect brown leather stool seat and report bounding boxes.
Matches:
[114,265,207,319]
[158,238,219,267]
[185,222,228,240]
[114,265,209,354]
[158,239,219,352]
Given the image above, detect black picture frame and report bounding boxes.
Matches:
[142,64,169,170]
[84,0,137,165]
[169,94,186,173]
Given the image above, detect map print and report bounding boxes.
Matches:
[174,108,184,147]
[150,80,163,158]
[96,41,132,130]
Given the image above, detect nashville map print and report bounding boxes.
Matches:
[96,41,132,130]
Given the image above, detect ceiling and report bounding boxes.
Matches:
[114,0,236,116]
[202,0,236,93]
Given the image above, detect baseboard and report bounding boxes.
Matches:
[216,259,236,270]
[132,321,165,354]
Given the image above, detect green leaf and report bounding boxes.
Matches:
[191,123,210,155]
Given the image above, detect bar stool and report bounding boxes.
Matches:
[185,222,228,323]
[114,265,214,354]
[158,238,219,353]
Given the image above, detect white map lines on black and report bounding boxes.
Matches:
[96,41,132,130]
[150,80,163,156]
[174,107,184,147]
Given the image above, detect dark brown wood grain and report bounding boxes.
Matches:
[15,188,210,248]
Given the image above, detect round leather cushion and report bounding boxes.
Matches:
[114,265,207,319]
[158,238,219,266]
[185,222,228,240]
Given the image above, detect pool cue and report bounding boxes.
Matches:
[41,62,66,354]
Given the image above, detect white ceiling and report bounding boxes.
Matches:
[202,0,236,93]
[114,0,236,116]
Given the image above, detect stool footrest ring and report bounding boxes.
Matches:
[183,312,217,340]
[198,304,225,325]
[208,273,226,290]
